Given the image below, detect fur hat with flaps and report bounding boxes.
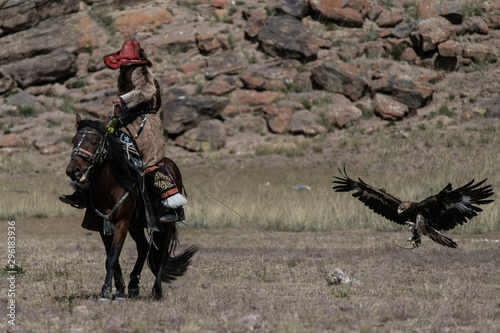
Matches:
[103,40,152,70]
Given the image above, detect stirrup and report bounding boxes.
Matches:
[159,207,185,223]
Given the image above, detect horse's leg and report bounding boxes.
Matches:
[151,225,175,300]
[99,223,127,300]
[127,228,149,298]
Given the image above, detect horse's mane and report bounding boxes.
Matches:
[77,119,136,196]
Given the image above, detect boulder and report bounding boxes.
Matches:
[0,0,80,37]
[276,0,310,19]
[196,34,221,55]
[311,61,368,101]
[204,50,248,79]
[243,9,267,40]
[372,93,409,120]
[161,95,230,135]
[257,15,321,62]
[240,59,301,91]
[309,0,363,27]
[462,43,498,63]
[326,105,362,128]
[0,68,16,93]
[371,75,434,109]
[288,110,326,135]
[375,10,403,28]
[6,50,77,89]
[174,119,226,152]
[230,90,282,106]
[411,17,455,53]
[202,74,238,95]
[262,103,295,134]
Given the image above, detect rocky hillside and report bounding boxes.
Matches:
[0,0,499,156]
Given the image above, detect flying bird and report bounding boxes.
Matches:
[332,168,494,248]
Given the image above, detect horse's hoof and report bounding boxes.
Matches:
[99,297,112,303]
[113,297,126,302]
[127,288,140,299]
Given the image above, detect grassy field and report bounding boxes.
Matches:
[1,117,500,332]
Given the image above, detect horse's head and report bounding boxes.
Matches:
[66,114,107,183]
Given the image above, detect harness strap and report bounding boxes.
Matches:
[93,192,130,236]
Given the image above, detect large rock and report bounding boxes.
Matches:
[257,15,321,62]
[411,17,456,53]
[288,110,326,135]
[243,8,267,40]
[325,105,362,128]
[6,50,78,89]
[202,74,238,96]
[276,0,310,19]
[311,61,368,101]
[261,102,296,134]
[0,12,108,66]
[204,50,248,79]
[372,93,409,120]
[462,43,498,63]
[371,75,434,109]
[240,59,301,91]
[309,0,363,27]
[174,119,226,152]
[0,0,80,37]
[161,95,230,135]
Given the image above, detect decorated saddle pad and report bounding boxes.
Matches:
[144,163,179,200]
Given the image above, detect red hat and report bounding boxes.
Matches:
[103,40,149,70]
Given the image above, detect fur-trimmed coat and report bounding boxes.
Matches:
[115,66,163,169]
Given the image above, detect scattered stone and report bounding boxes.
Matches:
[326,268,360,285]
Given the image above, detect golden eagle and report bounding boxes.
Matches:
[332,168,494,248]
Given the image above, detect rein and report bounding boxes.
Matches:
[71,127,129,236]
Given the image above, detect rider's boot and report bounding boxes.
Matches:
[59,190,88,209]
[159,193,187,223]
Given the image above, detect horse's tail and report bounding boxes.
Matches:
[147,225,198,283]
[159,245,198,282]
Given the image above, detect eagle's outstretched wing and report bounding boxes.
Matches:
[415,179,494,231]
[332,168,406,225]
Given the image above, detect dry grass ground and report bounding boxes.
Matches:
[1,116,500,332]
[1,218,500,332]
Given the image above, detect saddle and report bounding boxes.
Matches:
[81,132,177,233]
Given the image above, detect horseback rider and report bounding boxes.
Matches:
[60,40,186,223]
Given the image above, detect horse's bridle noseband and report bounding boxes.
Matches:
[71,130,108,180]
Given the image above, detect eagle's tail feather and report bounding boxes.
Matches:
[428,228,457,248]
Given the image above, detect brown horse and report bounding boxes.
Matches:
[65,114,197,300]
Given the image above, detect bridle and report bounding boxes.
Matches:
[71,129,108,180]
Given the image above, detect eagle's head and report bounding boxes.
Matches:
[397,201,413,215]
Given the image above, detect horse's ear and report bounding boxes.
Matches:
[76,114,82,125]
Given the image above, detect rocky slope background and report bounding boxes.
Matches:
[0,0,499,156]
